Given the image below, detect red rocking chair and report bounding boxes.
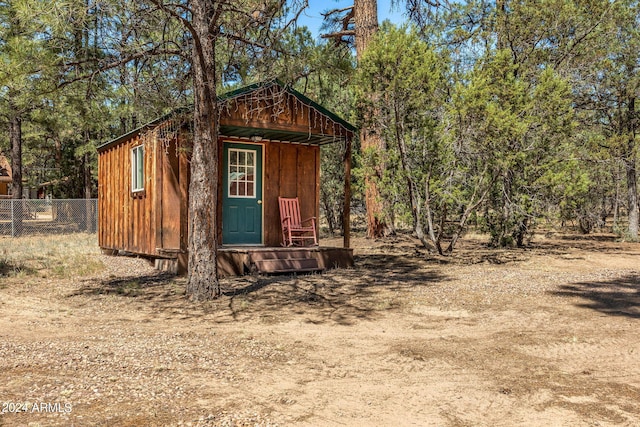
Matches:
[278,197,318,247]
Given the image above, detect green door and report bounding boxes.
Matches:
[222,142,263,244]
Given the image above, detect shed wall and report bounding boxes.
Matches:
[216,138,320,247]
[262,141,320,247]
[99,135,320,255]
[220,88,352,139]
[98,134,158,255]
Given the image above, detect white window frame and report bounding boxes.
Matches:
[131,145,145,193]
[227,148,257,199]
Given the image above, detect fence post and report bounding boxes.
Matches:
[4,198,98,237]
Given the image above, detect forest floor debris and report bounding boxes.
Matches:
[1,232,639,426]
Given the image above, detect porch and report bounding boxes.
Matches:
[154,246,353,276]
[218,246,353,276]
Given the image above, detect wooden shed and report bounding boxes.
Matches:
[0,154,11,197]
[97,81,355,275]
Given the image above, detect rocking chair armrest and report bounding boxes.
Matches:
[301,216,316,224]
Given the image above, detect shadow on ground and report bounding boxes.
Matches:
[219,253,448,324]
[0,261,38,278]
[72,272,179,297]
[67,232,636,324]
[69,253,447,325]
[70,272,187,315]
[552,274,640,318]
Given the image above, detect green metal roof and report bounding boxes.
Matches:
[220,125,347,146]
[98,81,355,152]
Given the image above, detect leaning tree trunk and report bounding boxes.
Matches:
[354,0,388,238]
[186,0,220,300]
[393,106,434,252]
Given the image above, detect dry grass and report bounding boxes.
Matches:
[0,234,103,279]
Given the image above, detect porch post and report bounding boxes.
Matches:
[343,136,352,249]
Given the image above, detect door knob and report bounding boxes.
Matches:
[257,200,262,204]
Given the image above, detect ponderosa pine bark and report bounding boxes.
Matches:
[354,0,388,238]
[186,0,220,300]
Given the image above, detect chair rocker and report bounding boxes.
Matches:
[278,197,318,247]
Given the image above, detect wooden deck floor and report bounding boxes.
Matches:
[217,246,354,277]
[152,246,354,276]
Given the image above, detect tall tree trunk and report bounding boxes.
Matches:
[9,105,23,236]
[9,113,22,200]
[343,137,351,248]
[83,150,94,231]
[495,0,508,51]
[625,96,638,239]
[613,161,621,232]
[393,105,434,251]
[354,0,378,60]
[354,0,388,238]
[186,0,220,300]
[625,156,638,238]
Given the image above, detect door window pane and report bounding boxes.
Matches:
[228,148,257,198]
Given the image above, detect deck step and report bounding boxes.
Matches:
[249,249,314,262]
[252,257,323,274]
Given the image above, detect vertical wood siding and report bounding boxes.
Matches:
[159,138,182,249]
[215,138,319,247]
[98,134,158,255]
[263,141,319,247]
[101,136,321,254]
[220,89,352,139]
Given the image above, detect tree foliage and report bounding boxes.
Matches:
[1,0,639,278]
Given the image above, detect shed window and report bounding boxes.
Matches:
[131,145,144,192]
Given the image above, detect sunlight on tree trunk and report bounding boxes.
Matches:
[186,0,220,300]
[354,0,389,238]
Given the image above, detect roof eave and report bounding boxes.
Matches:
[98,81,357,151]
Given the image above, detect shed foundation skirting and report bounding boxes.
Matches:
[151,247,354,277]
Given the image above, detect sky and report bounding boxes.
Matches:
[297,0,409,40]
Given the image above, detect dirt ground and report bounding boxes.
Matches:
[1,233,639,426]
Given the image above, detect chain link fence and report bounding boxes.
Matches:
[0,199,97,236]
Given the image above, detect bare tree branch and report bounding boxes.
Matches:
[321,30,356,40]
[322,7,354,17]
[58,47,184,89]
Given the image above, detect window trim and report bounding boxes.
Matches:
[131,145,145,193]
[227,147,257,199]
